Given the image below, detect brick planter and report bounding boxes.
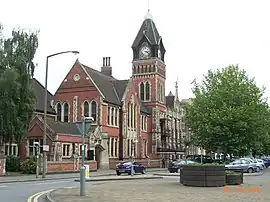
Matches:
[226,173,243,185]
[180,165,226,187]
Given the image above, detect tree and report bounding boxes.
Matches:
[185,65,270,158]
[0,24,39,157]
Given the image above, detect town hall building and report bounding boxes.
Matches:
[2,12,203,174]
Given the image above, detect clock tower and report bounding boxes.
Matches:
[131,11,166,155]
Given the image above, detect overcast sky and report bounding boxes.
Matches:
[1,0,270,100]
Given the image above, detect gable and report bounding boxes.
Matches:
[55,60,100,95]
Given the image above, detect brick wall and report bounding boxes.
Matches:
[109,158,160,169]
[47,160,97,172]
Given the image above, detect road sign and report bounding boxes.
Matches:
[76,121,92,136]
[43,145,50,152]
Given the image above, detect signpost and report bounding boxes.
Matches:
[34,142,40,178]
[76,116,94,197]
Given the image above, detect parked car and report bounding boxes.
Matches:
[256,159,266,169]
[262,158,270,168]
[116,161,146,176]
[168,159,196,173]
[186,155,214,164]
[225,159,258,173]
[240,158,264,170]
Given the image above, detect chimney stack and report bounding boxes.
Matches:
[101,57,112,77]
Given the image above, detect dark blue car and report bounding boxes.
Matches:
[262,158,270,168]
[116,161,146,175]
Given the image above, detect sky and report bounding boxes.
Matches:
[1,0,270,100]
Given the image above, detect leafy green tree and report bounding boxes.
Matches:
[0,24,39,157]
[185,65,270,158]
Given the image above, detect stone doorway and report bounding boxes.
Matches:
[95,144,104,169]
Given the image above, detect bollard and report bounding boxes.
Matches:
[80,166,86,196]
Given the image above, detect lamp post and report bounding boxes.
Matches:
[79,116,94,196]
[131,139,138,176]
[42,50,79,179]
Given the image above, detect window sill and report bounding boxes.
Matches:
[62,156,72,158]
[107,125,119,128]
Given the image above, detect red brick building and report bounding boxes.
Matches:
[2,12,189,175]
[49,13,167,168]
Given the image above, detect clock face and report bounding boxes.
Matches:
[139,46,151,59]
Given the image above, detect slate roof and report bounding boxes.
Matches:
[132,17,161,48]
[166,91,175,108]
[31,78,56,114]
[46,117,96,136]
[81,63,150,114]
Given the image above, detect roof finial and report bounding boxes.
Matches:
[175,77,179,100]
[145,0,153,20]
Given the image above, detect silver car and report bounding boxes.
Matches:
[225,159,258,173]
[241,158,264,170]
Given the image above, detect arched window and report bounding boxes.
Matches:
[140,83,145,101]
[63,102,69,122]
[145,82,150,101]
[127,102,130,127]
[130,103,133,128]
[83,101,89,117]
[91,101,97,121]
[56,103,62,121]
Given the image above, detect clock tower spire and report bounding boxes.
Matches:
[131,11,166,110]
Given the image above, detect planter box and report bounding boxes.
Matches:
[226,174,243,185]
[180,165,225,187]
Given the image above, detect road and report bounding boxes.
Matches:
[0,169,165,202]
[0,178,78,202]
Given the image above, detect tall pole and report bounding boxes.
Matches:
[42,50,79,179]
[80,117,86,196]
[42,56,49,178]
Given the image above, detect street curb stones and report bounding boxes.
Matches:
[74,175,163,182]
[153,172,264,177]
[0,173,116,184]
[45,189,57,202]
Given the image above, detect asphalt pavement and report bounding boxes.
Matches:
[0,168,166,202]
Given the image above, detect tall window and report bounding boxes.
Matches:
[130,103,133,128]
[144,140,147,156]
[145,82,150,100]
[111,108,114,125]
[115,109,118,126]
[56,103,61,121]
[91,101,97,121]
[127,103,130,127]
[107,107,110,125]
[140,82,145,100]
[127,139,130,156]
[63,102,69,122]
[62,143,71,157]
[114,139,117,157]
[83,101,89,117]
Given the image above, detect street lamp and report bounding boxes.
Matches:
[77,117,94,196]
[131,139,138,176]
[42,50,79,179]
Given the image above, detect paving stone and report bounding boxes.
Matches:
[50,178,270,202]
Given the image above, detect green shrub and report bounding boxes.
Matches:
[226,170,241,175]
[5,155,21,172]
[20,156,36,174]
